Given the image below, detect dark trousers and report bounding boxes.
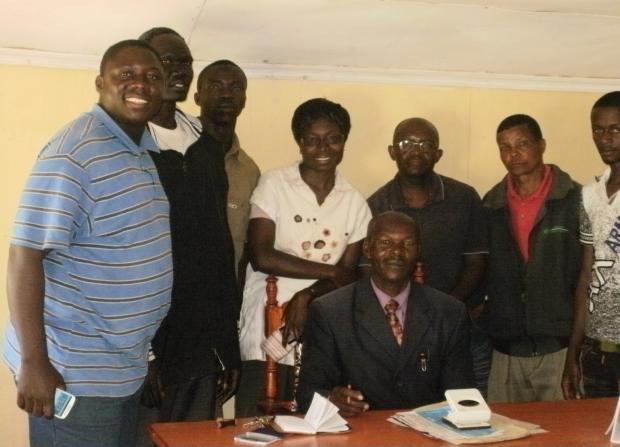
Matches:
[136,374,217,447]
[235,360,294,417]
[582,338,620,398]
[470,319,492,397]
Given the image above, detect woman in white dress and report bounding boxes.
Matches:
[235,98,372,416]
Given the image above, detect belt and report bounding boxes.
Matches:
[586,337,620,354]
[493,337,568,357]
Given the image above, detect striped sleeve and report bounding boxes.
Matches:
[12,150,92,251]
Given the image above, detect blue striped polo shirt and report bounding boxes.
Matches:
[3,105,172,397]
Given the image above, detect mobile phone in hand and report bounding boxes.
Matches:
[54,388,76,419]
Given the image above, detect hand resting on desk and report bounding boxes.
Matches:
[328,385,369,417]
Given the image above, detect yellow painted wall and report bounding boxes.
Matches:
[0,63,606,445]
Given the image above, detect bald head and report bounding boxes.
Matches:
[393,117,439,146]
[388,117,443,179]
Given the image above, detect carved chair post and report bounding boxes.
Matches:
[263,275,281,405]
[258,275,297,414]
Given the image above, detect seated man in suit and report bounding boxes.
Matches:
[298,211,474,415]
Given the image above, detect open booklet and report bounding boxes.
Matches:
[272,392,350,435]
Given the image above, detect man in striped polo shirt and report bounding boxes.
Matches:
[4,40,172,447]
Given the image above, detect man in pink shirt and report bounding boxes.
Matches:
[483,114,581,403]
[297,211,474,415]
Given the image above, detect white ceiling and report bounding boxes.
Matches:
[2,0,620,91]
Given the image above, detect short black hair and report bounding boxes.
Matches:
[367,211,419,243]
[291,98,351,143]
[593,91,620,110]
[496,114,543,140]
[138,27,182,44]
[196,60,246,90]
[99,39,160,75]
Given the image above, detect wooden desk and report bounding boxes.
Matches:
[149,397,616,446]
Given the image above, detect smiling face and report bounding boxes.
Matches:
[96,46,163,139]
[298,118,345,173]
[591,106,620,166]
[148,33,193,102]
[364,213,419,293]
[497,124,545,178]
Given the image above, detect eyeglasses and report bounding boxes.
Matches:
[300,134,345,149]
[395,139,437,156]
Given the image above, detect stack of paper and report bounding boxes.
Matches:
[273,393,349,435]
[388,401,542,445]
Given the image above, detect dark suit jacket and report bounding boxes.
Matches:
[298,278,474,411]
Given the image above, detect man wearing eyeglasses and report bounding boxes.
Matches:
[367,117,490,393]
[483,114,580,403]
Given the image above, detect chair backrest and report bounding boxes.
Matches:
[258,275,297,414]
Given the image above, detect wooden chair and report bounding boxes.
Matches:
[257,261,424,414]
[257,275,299,414]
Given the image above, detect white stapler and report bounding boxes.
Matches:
[443,388,491,429]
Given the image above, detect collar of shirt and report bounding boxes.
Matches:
[595,167,611,187]
[225,134,241,161]
[593,167,620,204]
[506,164,553,204]
[388,172,445,210]
[91,104,159,153]
[284,161,351,194]
[506,164,553,261]
[370,278,410,326]
[175,108,202,136]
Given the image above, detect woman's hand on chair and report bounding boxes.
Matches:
[281,288,315,346]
